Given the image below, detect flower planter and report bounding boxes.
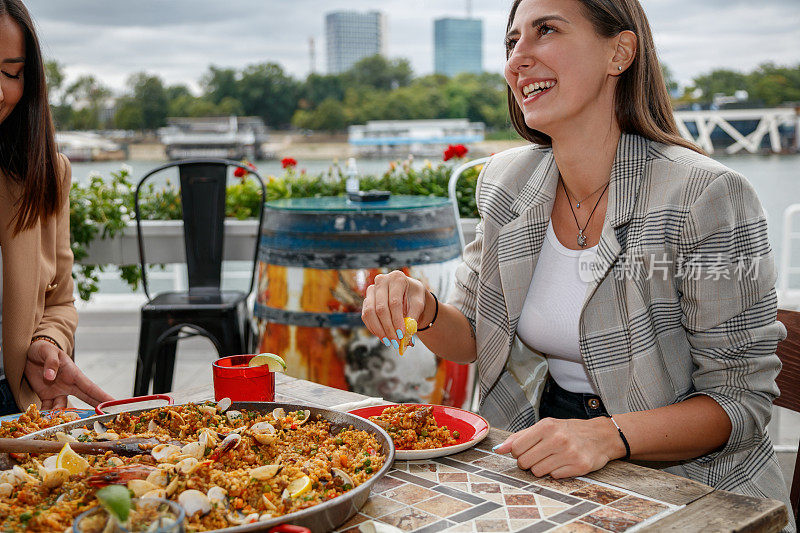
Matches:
[78,218,482,266]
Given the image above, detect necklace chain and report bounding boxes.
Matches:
[559,176,609,248]
[560,179,609,208]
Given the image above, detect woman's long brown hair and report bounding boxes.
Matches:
[0,0,61,234]
[506,0,702,154]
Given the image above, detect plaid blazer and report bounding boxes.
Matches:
[449,133,793,527]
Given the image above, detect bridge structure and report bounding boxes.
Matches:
[673,107,799,155]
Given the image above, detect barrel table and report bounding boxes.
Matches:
[254,195,472,407]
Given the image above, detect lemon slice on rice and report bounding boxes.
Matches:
[287,475,312,498]
[248,353,286,372]
[56,443,90,475]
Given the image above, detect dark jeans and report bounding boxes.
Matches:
[0,378,19,416]
[539,378,609,420]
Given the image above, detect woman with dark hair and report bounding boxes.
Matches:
[0,0,112,414]
[362,0,793,528]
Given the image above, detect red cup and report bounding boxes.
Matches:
[212,354,276,402]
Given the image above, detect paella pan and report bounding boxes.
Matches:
[0,401,394,532]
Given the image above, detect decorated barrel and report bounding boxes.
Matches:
[254,195,472,407]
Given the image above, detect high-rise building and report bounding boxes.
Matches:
[434,18,483,77]
[325,11,386,74]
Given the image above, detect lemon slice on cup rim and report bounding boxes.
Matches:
[248,353,286,372]
[95,484,132,523]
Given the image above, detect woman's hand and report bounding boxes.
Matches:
[24,340,114,410]
[361,270,433,350]
[493,417,626,479]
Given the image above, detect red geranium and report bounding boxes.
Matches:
[443,144,468,161]
[233,166,246,178]
[234,160,257,178]
[281,157,297,169]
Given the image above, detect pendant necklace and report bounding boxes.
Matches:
[559,176,609,247]
[560,179,609,209]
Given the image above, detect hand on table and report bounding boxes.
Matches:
[493,417,626,479]
[24,340,114,410]
[361,270,433,350]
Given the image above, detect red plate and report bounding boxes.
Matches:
[349,404,490,460]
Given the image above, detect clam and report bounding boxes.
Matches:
[0,470,16,486]
[146,468,170,487]
[128,479,159,498]
[107,457,124,467]
[142,488,167,499]
[55,431,78,443]
[169,410,186,425]
[271,408,285,421]
[0,483,12,498]
[175,457,199,474]
[198,428,219,449]
[181,442,205,461]
[292,410,312,425]
[207,486,228,507]
[178,489,212,517]
[331,467,354,487]
[249,465,282,480]
[41,468,69,489]
[187,460,212,475]
[226,511,259,525]
[70,428,90,440]
[166,475,181,496]
[261,495,277,511]
[151,444,181,463]
[197,405,217,416]
[213,433,241,457]
[12,466,37,485]
[217,397,232,413]
[148,420,160,433]
[43,456,58,470]
[93,421,109,434]
[95,431,119,441]
[250,422,277,445]
[226,410,243,423]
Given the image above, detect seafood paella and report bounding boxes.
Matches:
[0,400,387,532]
[368,404,458,450]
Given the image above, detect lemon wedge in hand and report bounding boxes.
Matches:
[398,317,418,356]
[56,442,90,475]
[248,353,287,372]
[287,475,312,498]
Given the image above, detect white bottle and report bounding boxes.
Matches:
[345,157,360,194]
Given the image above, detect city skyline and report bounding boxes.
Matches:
[23,0,800,93]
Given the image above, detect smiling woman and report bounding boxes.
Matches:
[0,0,113,416]
[361,0,794,531]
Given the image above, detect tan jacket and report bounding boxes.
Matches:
[0,154,77,409]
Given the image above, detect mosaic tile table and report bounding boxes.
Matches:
[172,375,789,533]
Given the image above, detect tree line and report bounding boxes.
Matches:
[45,57,800,133]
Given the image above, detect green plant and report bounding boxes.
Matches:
[69,158,481,301]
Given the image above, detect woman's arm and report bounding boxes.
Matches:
[32,154,78,353]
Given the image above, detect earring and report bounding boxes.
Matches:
[618,66,623,71]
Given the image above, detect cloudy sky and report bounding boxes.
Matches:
[23,0,800,94]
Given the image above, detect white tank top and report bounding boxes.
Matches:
[516,219,598,394]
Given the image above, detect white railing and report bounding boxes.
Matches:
[779,204,800,309]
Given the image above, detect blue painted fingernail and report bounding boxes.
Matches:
[492,443,502,451]
[391,339,400,350]
[396,329,404,339]
[382,337,391,347]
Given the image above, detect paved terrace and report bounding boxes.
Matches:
[70,307,799,491]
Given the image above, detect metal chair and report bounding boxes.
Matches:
[776,308,800,522]
[132,158,265,396]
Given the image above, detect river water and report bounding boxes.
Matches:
[71,152,800,295]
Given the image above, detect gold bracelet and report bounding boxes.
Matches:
[31,335,62,351]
